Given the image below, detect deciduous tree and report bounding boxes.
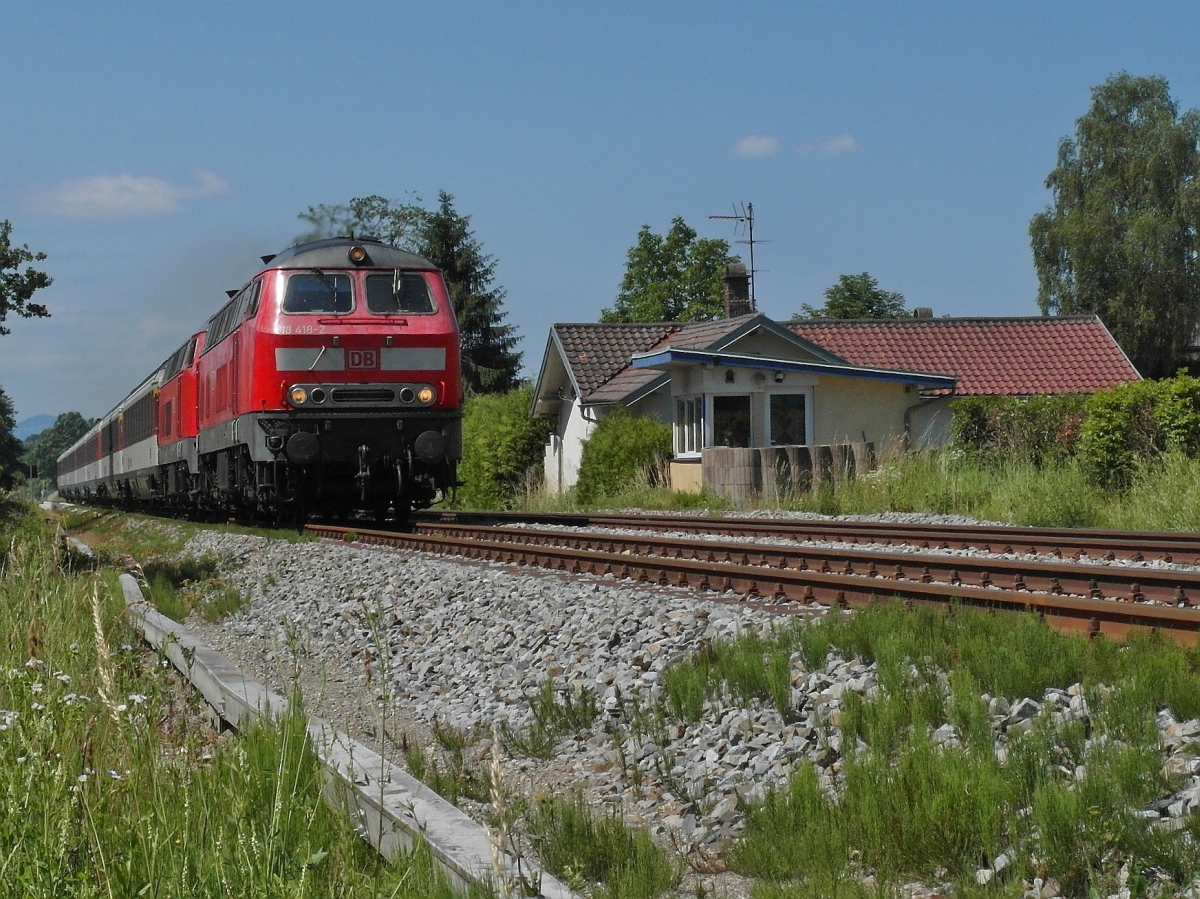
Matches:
[601,218,737,323]
[1030,72,1200,378]
[0,386,22,490]
[798,272,907,319]
[0,220,51,336]
[295,194,425,247]
[22,412,93,489]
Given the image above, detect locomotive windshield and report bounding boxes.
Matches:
[366,271,435,314]
[283,271,353,313]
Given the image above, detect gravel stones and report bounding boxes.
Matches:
[174,526,1200,898]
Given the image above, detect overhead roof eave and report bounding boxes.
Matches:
[631,349,958,390]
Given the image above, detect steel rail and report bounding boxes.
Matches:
[307,523,1200,646]
[412,521,1200,608]
[411,510,1200,563]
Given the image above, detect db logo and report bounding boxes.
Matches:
[348,349,378,370]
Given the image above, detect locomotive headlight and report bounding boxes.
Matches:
[417,386,436,404]
[289,386,308,406]
[348,244,370,265]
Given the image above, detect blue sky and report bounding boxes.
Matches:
[2,2,1198,422]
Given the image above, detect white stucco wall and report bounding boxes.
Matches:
[907,396,956,448]
[543,397,602,494]
[811,374,918,451]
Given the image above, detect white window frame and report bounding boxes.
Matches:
[674,395,704,458]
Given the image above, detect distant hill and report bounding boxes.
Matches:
[14,415,57,441]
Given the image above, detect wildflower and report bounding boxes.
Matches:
[55,673,72,685]
[127,693,148,706]
[6,669,19,680]
[116,704,128,713]
[25,658,45,671]
[107,770,122,780]
[31,703,45,711]
[16,757,26,764]
[77,774,88,783]
[29,683,43,694]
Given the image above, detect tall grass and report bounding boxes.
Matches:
[0,497,474,897]
[509,443,1200,531]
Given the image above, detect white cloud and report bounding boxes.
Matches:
[41,170,229,218]
[732,135,781,159]
[797,133,860,157]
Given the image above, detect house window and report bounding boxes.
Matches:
[770,393,807,445]
[675,396,703,455]
[713,395,751,447]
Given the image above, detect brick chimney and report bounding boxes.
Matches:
[723,262,753,318]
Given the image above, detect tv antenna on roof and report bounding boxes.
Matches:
[709,202,765,307]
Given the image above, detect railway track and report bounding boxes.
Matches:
[306,512,1200,645]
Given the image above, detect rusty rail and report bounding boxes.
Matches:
[411,510,1200,563]
[308,522,1200,646]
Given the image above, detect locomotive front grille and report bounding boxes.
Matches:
[331,387,396,404]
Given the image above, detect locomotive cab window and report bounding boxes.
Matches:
[283,271,353,314]
[366,272,435,314]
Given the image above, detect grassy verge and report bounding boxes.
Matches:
[0,495,476,897]
[508,448,1200,531]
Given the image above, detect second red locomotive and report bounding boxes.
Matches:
[58,237,462,520]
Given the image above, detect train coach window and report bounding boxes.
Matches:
[283,271,353,314]
[366,272,435,314]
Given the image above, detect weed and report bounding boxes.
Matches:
[527,792,679,899]
[500,679,598,759]
[199,585,246,622]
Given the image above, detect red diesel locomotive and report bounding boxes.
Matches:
[58,238,462,519]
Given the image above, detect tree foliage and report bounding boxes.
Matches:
[0,386,22,490]
[295,194,425,248]
[1030,72,1200,378]
[0,220,51,336]
[21,412,93,489]
[456,387,551,509]
[798,272,908,319]
[295,192,522,394]
[601,218,738,323]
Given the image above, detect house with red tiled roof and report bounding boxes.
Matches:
[789,315,1141,444]
[531,266,1140,494]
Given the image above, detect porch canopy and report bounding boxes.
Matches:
[631,348,958,390]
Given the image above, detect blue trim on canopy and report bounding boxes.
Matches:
[631,349,956,389]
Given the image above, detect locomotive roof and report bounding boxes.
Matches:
[264,238,435,270]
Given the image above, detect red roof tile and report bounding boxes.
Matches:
[788,315,1140,396]
[553,323,677,398]
[554,316,758,402]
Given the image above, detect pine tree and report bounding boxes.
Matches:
[415,192,522,394]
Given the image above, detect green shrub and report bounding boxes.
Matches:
[1077,379,1163,488]
[456,387,552,509]
[949,394,1086,466]
[575,408,672,503]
